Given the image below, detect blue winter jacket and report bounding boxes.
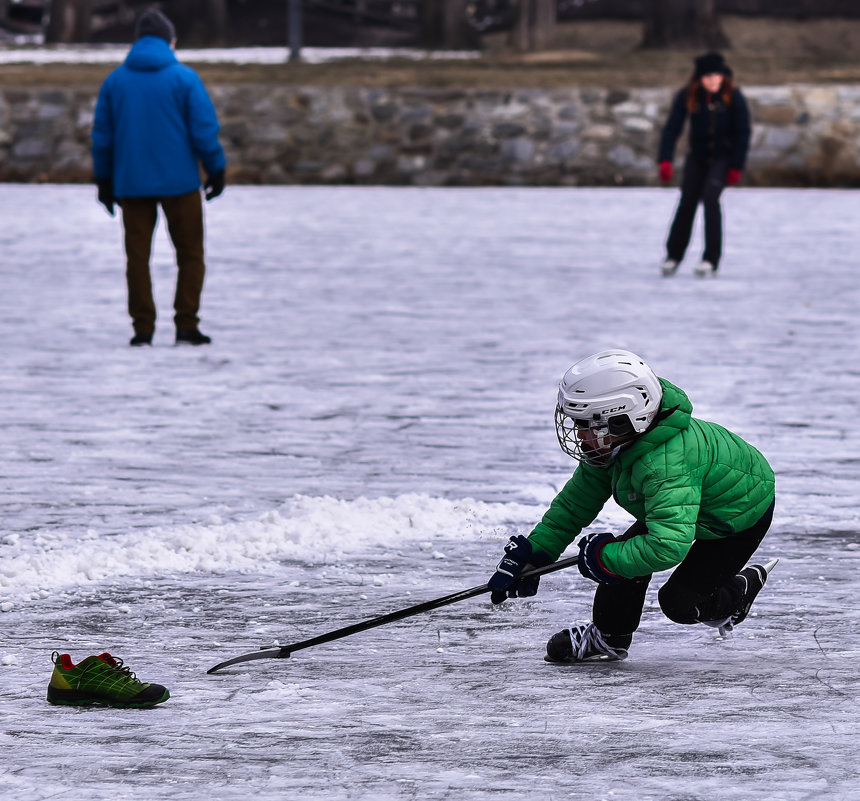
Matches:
[92,36,226,198]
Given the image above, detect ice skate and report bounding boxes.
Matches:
[694,260,717,278]
[704,558,778,636]
[544,622,628,663]
[661,258,679,277]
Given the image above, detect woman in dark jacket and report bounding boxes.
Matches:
[658,52,751,278]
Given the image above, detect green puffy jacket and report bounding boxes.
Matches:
[528,378,775,578]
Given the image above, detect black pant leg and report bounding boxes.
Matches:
[592,520,652,645]
[665,154,708,261]
[658,502,775,624]
[701,156,728,267]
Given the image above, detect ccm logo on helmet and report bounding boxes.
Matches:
[604,405,627,414]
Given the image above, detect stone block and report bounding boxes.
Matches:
[436,113,465,130]
[582,124,615,140]
[490,99,530,120]
[500,137,535,164]
[249,123,289,145]
[492,122,527,139]
[547,139,582,164]
[396,154,426,173]
[371,104,398,122]
[762,126,802,152]
[622,117,654,132]
[606,89,630,106]
[608,144,636,167]
[354,159,376,178]
[13,135,52,160]
[411,170,448,187]
[755,105,796,125]
[558,104,583,121]
[399,106,433,123]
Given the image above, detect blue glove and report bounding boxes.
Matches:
[577,531,624,585]
[488,534,553,604]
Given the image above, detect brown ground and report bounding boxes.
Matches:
[3,16,860,89]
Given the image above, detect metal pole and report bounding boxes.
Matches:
[288,0,302,62]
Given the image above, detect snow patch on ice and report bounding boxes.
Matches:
[0,45,480,65]
[2,493,611,602]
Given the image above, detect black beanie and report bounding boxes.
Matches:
[134,8,176,43]
[694,51,730,78]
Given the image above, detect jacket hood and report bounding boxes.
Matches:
[618,378,691,462]
[124,36,177,72]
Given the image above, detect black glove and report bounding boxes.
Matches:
[577,531,623,585]
[204,169,225,201]
[96,178,115,216]
[488,534,553,604]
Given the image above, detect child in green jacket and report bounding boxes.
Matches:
[488,349,776,662]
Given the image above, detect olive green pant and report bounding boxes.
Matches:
[121,191,206,334]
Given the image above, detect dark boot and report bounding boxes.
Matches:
[129,332,153,346]
[175,328,211,346]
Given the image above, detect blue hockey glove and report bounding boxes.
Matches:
[577,531,624,585]
[488,534,553,604]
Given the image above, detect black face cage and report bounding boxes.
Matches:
[554,406,636,464]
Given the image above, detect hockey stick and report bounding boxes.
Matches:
[207,554,579,673]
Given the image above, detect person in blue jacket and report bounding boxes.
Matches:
[92,8,226,346]
[657,52,751,279]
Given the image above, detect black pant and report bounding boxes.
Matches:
[665,154,728,268]
[593,501,775,646]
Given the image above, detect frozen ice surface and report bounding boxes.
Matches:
[0,185,858,799]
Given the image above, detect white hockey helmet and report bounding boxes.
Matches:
[554,349,663,466]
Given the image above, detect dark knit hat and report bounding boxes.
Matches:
[134,8,176,43]
[694,51,730,78]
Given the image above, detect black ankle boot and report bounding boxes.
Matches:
[175,328,211,345]
[130,332,152,346]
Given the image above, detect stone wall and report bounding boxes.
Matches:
[2,83,860,186]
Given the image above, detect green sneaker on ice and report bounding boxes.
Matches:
[46,651,170,708]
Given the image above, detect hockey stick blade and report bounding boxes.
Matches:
[206,646,291,674]
[207,554,579,673]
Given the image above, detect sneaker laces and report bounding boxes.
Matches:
[569,623,625,661]
[78,653,143,689]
